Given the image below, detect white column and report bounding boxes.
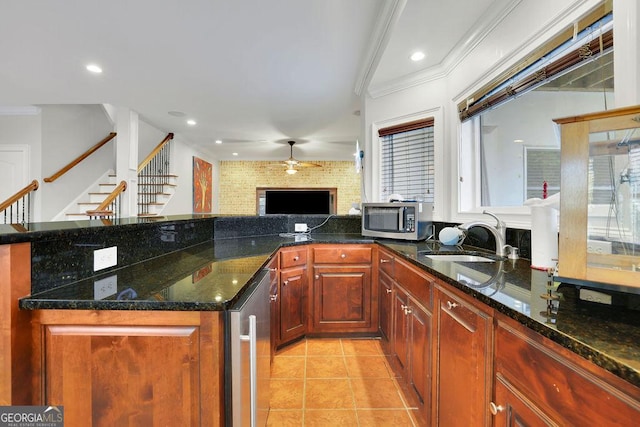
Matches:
[614,0,640,107]
[115,108,139,218]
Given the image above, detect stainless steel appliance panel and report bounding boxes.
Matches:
[229,270,271,426]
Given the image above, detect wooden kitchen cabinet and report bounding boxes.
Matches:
[378,249,394,347]
[493,314,640,426]
[278,265,307,344]
[393,284,431,405]
[312,265,373,332]
[276,247,308,346]
[310,245,377,334]
[493,373,558,426]
[378,269,394,344]
[383,257,433,424]
[267,256,279,360]
[31,310,224,426]
[435,285,493,427]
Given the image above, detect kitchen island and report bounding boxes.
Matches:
[2,215,640,425]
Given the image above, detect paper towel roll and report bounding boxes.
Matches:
[530,205,558,269]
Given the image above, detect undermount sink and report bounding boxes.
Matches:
[425,254,495,263]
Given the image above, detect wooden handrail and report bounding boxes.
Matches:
[44,132,117,183]
[0,179,39,212]
[138,133,174,173]
[86,180,127,216]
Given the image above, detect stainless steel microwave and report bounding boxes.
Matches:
[361,202,433,241]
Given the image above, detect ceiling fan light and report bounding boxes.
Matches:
[286,167,297,175]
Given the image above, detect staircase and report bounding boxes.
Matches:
[60,133,177,220]
[64,173,177,219]
[64,171,118,219]
[137,174,178,218]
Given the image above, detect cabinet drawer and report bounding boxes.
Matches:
[378,249,394,276]
[495,320,640,426]
[280,247,307,269]
[394,258,433,309]
[313,246,372,264]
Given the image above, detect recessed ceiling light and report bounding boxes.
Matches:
[514,139,525,143]
[410,51,425,62]
[168,111,185,117]
[86,64,103,73]
[187,119,196,126]
[232,152,238,156]
[215,140,222,144]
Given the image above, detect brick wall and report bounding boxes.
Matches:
[218,161,361,215]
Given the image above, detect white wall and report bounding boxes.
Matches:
[363,0,608,227]
[1,106,219,220]
[40,105,114,220]
[138,119,167,161]
[160,138,220,215]
[481,90,615,206]
[0,112,42,220]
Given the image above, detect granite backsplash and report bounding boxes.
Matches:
[23,214,528,295]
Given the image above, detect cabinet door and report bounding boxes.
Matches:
[279,266,307,343]
[436,289,492,427]
[268,258,279,358]
[42,324,202,427]
[392,286,410,373]
[311,265,373,332]
[379,270,394,343]
[493,374,559,427]
[408,298,431,407]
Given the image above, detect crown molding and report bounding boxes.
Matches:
[367,0,523,99]
[354,0,407,96]
[0,105,41,116]
[450,0,594,103]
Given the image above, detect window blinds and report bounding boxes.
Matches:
[380,123,434,203]
[525,147,615,204]
[525,148,561,200]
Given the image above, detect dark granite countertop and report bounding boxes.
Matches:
[18,233,640,389]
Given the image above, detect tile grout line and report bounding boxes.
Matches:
[302,338,307,426]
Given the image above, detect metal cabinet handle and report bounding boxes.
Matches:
[315,274,320,279]
[489,402,504,415]
[268,268,277,272]
[386,289,392,294]
[404,307,412,315]
[400,304,407,310]
[446,301,459,310]
[283,280,288,286]
[380,259,391,263]
[341,253,346,258]
[239,315,258,425]
[293,256,299,261]
[270,295,278,302]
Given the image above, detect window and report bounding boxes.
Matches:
[379,118,434,203]
[525,148,561,200]
[459,8,613,209]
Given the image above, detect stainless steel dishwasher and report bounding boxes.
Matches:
[227,269,271,426]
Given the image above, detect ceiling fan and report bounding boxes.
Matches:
[275,140,322,174]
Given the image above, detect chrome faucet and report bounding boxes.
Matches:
[457,210,508,257]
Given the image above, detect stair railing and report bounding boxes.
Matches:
[86,180,127,220]
[44,132,117,183]
[137,133,174,216]
[0,180,39,225]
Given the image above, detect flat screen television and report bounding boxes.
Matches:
[265,190,331,215]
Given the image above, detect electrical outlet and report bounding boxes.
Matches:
[587,240,612,254]
[295,234,309,242]
[579,288,612,305]
[94,246,117,271]
[295,223,308,232]
[94,275,118,300]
